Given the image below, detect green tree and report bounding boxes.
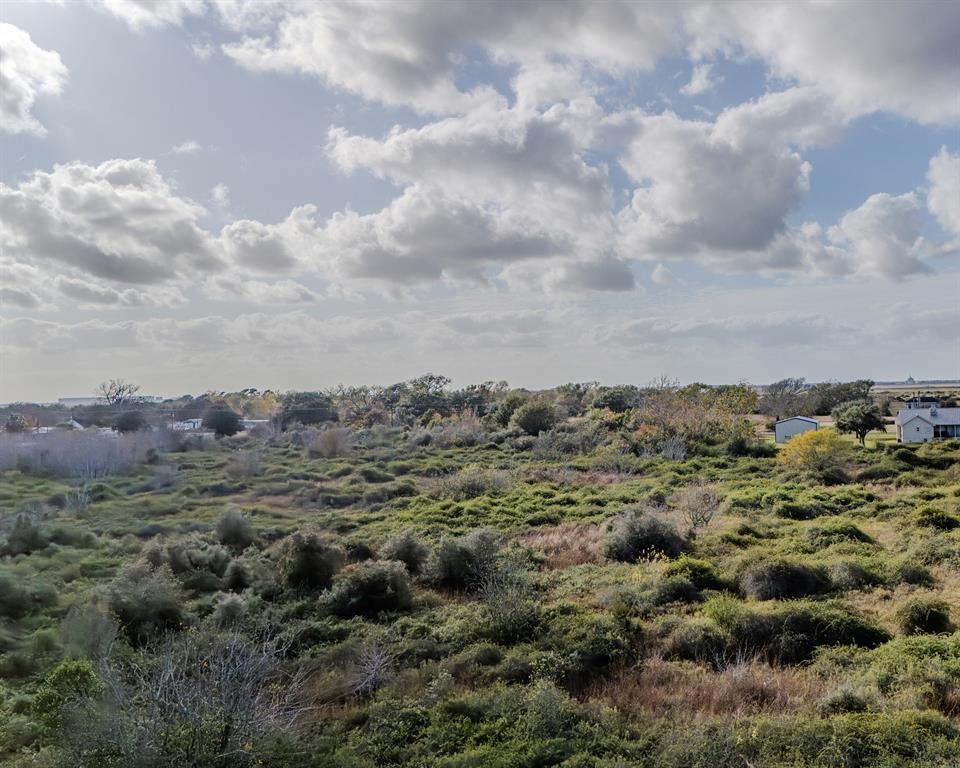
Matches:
[512,400,558,435]
[832,399,885,445]
[4,413,28,433]
[113,410,147,433]
[203,407,242,437]
[279,391,339,429]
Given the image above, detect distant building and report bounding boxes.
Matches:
[895,403,960,443]
[58,397,107,407]
[172,418,204,431]
[774,416,819,444]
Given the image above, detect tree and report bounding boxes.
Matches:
[279,391,338,429]
[832,399,885,445]
[592,385,639,413]
[203,407,242,437]
[760,377,807,419]
[96,379,141,406]
[4,413,28,433]
[112,410,147,433]
[777,429,848,476]
[512,400,558,435]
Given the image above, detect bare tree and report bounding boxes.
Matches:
[675,481,723,533]
[97,378,142,406]
[63,631,308,766]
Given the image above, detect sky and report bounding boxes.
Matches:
[0,0,958,402]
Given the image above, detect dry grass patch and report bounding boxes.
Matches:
[586,656,825,720]
[519,523,603,568]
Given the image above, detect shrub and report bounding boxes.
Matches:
[212,593,247,628]
[479,557,540,644]
[713,599,890,663]
[202,408,242,437]
[112,410,147,433]
[896,597,953,635]
[738,558,830,600]
[4,414,28,433]
[674,482,723,532]
[323,560,413,618]
[660,617,726,662]
[276,530,345,591]
[3,514,48,556]
[32,659,104,729]
[436,464,511,500]
[804,520,872,548]
[651,576,703,606]
[223,559,253,591]
[0,571,56,619]
[381,530,429,575]
[603,508,685,562]
[777,429,848,476]
[494,392,527,427]
[915,504,960,530]
[511,401,559,436]
[225,450,263,479]
[305,427,354,458]
[663,555,724,590]
[424,528,501,591]
[102,563,186,646]
[216,508,257,550]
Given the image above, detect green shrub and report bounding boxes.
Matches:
[0,571,56,619]
[738,558,830,600]
[804,520,872,548]
[276,530,345,591]
[896,597,953,635]
[424,528,500,591]
[112,410,147,433]
[3,515,48,556]
[216,509,257,550]
[663,555,724,589]
[651,576,702,606]
[603,508,685,562]
[660,617,726,662]
[102,563,186,646]
[32,659,104,729]
[915,505,960,530]
[323,561,413,618]
[381,530,429,575]
[511,401,558,436]
[202,407,242,437]
[436,465,511,500]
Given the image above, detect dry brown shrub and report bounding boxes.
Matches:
[585,656,825,720]
[518,523,603,569]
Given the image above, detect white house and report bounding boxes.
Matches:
[895,404,960,443]
[172,418,204,431]
[774,416,819,444]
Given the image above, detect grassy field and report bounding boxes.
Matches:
[2,421,960,767]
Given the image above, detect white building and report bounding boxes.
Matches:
[895,403,960,443]
[774,416,819,444]
[172,418,204,431]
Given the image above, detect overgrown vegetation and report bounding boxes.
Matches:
[1,376,958,767]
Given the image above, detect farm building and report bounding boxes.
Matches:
[774,416,819,444]
[895,404,960,443]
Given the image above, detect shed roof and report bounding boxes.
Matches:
[774,416,820,425]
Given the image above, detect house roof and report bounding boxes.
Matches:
[774,416,820,425]
[895,407,960,427]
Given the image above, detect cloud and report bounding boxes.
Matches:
[686,0,960,125]
[204,276,321,305]
[0,158,222,285]
[594,312,846,350]
[211,182,230,209]
[218,205,319,274]
[927,147,960,240]
[828,192,932,278]
[54,276,186,308]
[96,0,205,30]
[317,184,570,290]
[680,63,719,96]
[218,1,685,113]
[0,22,68,136]
[171,139,202,154]
[651,263,677,285]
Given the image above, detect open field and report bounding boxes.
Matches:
[2,408,960,767]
